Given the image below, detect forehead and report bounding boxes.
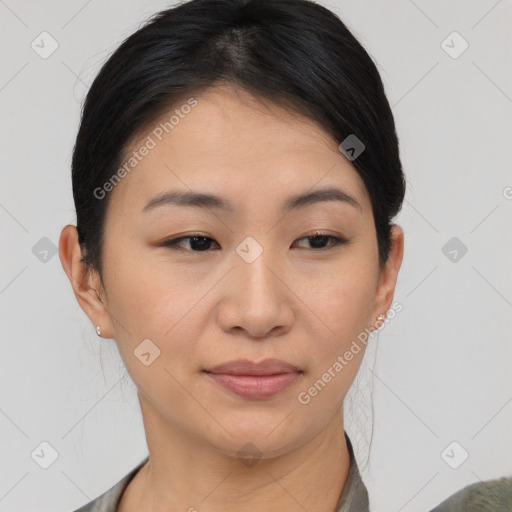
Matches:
[108,85,370,217]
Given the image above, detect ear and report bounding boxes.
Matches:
[58,224,114,339]
[371,224,404,325]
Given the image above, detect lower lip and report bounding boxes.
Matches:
[204,372,301,399]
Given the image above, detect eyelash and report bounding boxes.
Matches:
[160,231,348,252]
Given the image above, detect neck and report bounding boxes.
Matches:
[119,395,350,512]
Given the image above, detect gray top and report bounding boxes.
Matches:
[428,475,512,512]
[72,431,370,512]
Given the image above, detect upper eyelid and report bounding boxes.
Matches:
[167,232,341,241]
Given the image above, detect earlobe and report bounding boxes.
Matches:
[58,225,113,338]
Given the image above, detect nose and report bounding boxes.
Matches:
[216,248,294,340]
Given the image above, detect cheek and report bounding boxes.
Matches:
[102,256,207,409]
[101,241,203,355]
[331,268,376,339]
[294,253,377,391]
[296,252,377,341]
[294,275,374,415]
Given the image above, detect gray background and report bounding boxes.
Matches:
[0,0,511,510]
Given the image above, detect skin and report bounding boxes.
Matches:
[59,84,404,512]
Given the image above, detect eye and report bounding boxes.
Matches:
[160,232,347,252]
[293,232,348,250]
[160,235,219,252]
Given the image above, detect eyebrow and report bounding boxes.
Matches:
[141,187,362,214]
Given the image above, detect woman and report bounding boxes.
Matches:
[59,0,496,510]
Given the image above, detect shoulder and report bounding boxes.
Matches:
[428,476,512,512]
[71,456,149,512]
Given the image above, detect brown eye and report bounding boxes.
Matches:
[293,233,347,250]
[161,235,219,252]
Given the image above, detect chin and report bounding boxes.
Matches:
[204,411,306,460]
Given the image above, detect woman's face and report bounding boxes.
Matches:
[64,84,403,459]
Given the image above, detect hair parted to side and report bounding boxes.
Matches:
[71,0,406,286]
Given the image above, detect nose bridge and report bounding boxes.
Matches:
[235,235,281,304]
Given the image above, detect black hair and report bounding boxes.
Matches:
[72,0,406,285]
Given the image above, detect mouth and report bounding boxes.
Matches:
[202,358,303,399]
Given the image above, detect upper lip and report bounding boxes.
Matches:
[204,358,302,376]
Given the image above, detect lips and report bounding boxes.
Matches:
[203,358,303,399]
[204,358,302,376]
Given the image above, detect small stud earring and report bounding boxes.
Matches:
[96,325,101,337]
[370,314,386,332]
